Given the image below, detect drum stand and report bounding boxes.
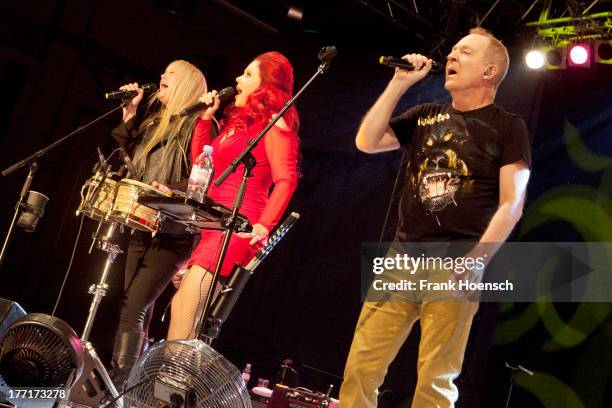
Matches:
[67,222,124,407]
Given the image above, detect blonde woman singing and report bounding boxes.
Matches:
[109,59,214,390]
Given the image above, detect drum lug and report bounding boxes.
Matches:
[152,212,165,237]
[88,283,109,295]
[155,212,166,223]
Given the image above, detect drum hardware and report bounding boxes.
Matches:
[109,179,166,233]
[73,164,128,406]
[71,171,171,407]
[78,163,117,254]
[152,212,168,237]
[81,223,123,341]
[76,171,117,221]
[73,221,124,407]
[184,224,198,234]
[137,195,252,233]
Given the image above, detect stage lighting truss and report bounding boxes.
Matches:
[524,3,612,70]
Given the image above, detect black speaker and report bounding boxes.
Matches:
[0,298,26,339]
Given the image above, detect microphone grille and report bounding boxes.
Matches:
[379,56,393,66]
[218,87,237,102]
[141,83,158,92]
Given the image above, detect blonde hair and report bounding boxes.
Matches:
[469,27,509,88]
[133,60,207,180]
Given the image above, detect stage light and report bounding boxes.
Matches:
[568,43,590,67]
[595,40,612,64]
[287,5,303,23]
[525,50,545,69]
[16,191,49,233]
[542,46,567,70]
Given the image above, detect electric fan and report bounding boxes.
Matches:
[124,339,251,407]
[0,313,83,387]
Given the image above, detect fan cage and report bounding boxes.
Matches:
[0,313,82,388]
[125,339,252,407]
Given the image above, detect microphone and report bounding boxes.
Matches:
[115,164,128,178]
[379,56,444,74]
[118,147,137,178]
[104,83,158,100]
[96,147,109,172]
[318,45,337,63]
[179,87,237,117]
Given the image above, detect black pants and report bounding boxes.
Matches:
[117,231,194,336]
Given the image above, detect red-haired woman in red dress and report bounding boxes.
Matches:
[168,51,300,339]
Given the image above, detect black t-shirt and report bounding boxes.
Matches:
[389,103,531,242]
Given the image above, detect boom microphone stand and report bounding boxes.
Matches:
[0,103,127,269]
[194,45,337,341]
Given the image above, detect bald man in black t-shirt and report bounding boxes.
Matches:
[340,28,531,407]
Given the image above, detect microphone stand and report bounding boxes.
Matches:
[0,102,128,270]
[504,363,534,408]
[195,46,337,341]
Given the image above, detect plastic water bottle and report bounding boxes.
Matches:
[186,145,214,203]
[241,363,252,384]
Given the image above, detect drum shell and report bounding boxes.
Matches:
[77,175,117,221]
[109,179,163,232]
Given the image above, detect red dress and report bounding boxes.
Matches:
[186,117,299,276]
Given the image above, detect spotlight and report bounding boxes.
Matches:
[287,5,303,23]
[595,40,612,64]
[525,50,545,69]
[16,191,48,233]
[568,43,591,67]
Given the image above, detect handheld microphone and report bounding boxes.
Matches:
[118,147,137,178]
[104,83,158,100]
[179,87,237,117]
[379,56,444,74]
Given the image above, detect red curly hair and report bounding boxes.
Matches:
[224,51,300,132]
